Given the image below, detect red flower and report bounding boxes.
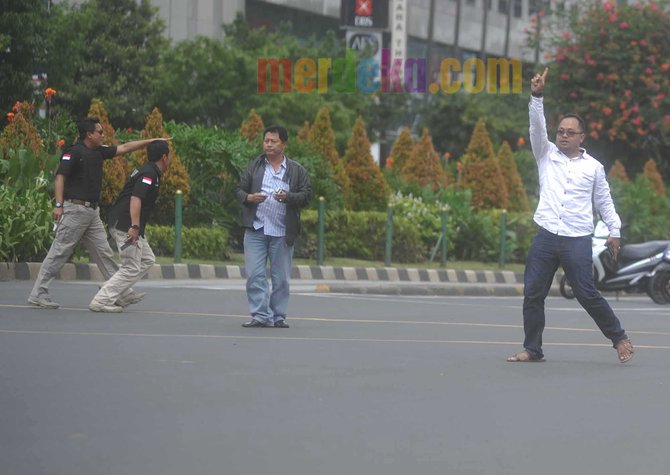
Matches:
[517,137,526,147]
[556,54,565,62]
[385,157,394,168]
[45,87,57,98]
[603,1,614,12]
[660,63,670,72]
[608,14,618,23]
[12,101,20,112]
[560,73,570,80]
[56,139,65,148]
[631,117,642,126]
[644,67,653,75]
[569,91,578,99]
[6,112,15,122]
[619,21,629,29]
[589,130,599,140]
[602,107,613,116]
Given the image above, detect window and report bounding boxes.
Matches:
[499,0,508,14]
[514,0,522,17]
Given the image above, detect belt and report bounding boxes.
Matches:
[66,199,98,210]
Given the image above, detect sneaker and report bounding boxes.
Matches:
[89,302,123,313]
[116,291,146,308]
[27,296,60,309]
[274,320,290,328]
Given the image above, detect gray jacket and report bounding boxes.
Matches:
[234,154,312,246]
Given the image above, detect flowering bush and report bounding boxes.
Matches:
[532,1,670,174]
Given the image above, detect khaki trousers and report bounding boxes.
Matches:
[29,202,119,299]
[91,229,155,306]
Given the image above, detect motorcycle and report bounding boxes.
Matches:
[559,221,670,304]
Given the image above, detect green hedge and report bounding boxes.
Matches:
[145,225,231,260]
[296,209,426,263]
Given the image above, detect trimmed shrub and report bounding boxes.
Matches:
[343,117,390,211]
[145,225,231,260]
[297,209,425,263]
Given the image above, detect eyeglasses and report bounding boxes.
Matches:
[556,129,583,137]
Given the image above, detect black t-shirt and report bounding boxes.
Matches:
[56,141,118,202]
[108,162,162,236]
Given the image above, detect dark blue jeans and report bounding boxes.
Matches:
[522,227,628,359]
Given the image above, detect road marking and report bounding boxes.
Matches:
[3,304,670,336]
[1,328,669,350]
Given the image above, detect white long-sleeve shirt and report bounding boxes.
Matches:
[529,96,621,238]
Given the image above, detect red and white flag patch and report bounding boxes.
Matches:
[142,176,153,185]
[62,154,71,161]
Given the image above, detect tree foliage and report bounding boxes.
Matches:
[0,0,49,123]
[460,119,509,210]
[0,102,43,158]
[534,0,670,176]
[401,129,445,192]
[388,127,415,172]
[46,0,168,128]
[607,159,629,182]
[498,141,530,212]
[343,117,390,211]
[642,158,666,195]
[306,107,349,206]
[240,109,265,143]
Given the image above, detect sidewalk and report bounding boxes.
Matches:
[0,262,563,297]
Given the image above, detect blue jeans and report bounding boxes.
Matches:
[522,227,627,359]
[243,228,293,324]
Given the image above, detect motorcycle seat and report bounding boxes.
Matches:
[620,240,670,261]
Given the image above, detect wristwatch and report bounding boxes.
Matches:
[130,224,140,230]
[55,202,63,208]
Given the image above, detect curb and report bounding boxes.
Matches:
[1,262,527,285]
[0,262,567,297]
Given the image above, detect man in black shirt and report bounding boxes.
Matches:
[89,140,170,312]
[28,117,166,309]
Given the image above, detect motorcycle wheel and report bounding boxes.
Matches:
[559,275,575,299]
[647,271,670,305]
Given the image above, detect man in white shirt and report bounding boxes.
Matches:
[507,68,634,363]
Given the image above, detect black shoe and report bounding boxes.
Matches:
[242,320,269,328]
[274,320,290,328]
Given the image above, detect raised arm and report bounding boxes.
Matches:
[529,68,551,161]
[116,138,170,156]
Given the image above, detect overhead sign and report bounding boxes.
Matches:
[341,0,389,30]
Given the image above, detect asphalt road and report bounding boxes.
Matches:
[1,280,669,475]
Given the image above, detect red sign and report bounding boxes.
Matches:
[356,0,372,16]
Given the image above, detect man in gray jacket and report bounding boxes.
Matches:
[235,125,312,328]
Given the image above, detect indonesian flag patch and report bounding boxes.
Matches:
[62,154,71,161]
[142,176,153,185]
